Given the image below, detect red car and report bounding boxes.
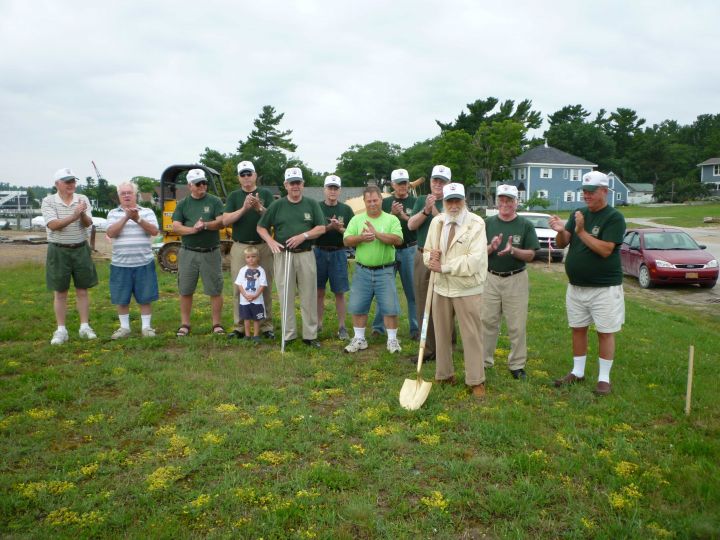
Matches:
[620,228,718,288]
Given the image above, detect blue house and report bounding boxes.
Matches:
[697,157,720,193]
[508,143,628,210]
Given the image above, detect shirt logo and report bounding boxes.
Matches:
[304,212,311,221]
[204,206,210,213]
[591,226,600,236]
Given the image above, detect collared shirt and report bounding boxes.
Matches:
[41,193,92,244]
[442,209,468,252]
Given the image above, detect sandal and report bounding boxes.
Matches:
[212,324,226,335]
[176,324,191,337]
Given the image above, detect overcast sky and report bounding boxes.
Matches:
[1,0,718,188]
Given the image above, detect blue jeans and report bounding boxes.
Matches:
[372,245,418,334]
[348,265,400,316]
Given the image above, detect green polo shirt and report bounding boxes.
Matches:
[382,195,417,244]
[316,201,355,248]
[258,196,325,250]
[224,187,275,242]
[564,205,626,286]
[485,215,540,273]
[172,193,224,249]
[344,211,402,267]
[411,195,444,248]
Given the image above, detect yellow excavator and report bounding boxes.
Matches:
[156,164,233,272]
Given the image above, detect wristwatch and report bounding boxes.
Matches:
[303,232,309,240]
[423,209,431,216]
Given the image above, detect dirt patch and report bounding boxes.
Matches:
[0,230,112,267]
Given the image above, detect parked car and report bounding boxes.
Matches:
[517,212,564,262]
[620,228,718,288]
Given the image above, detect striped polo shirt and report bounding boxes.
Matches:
[41,193,92,244]
[106,207,159,267]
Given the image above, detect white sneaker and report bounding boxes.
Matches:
[111,327,131,340]
[79,326,97,340]
[344,337,368,353]
[141,327,156,338]
[50,328,68,345]
[386,338,402,354]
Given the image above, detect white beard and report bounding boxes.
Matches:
[444,207,467,224]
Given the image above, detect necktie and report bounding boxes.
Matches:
[447,222,456,249]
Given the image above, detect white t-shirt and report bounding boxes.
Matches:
[234,265,267,306]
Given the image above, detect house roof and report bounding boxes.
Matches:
[697,157,720,166]
[626,183,654,192]
[511,145,597,167]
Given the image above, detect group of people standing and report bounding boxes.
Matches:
[42,162,625,397]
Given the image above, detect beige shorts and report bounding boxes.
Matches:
[566,284,625,333]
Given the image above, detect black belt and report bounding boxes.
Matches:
[315,246,343,251]
[51,242,86,249]
[357,262,395,271]
[287,247,311,253]
[489,268,526,278]
[397,241,418,250]
[182,245,219,253]
[235,240,261,245]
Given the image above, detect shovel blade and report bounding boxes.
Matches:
[399,377,432,410]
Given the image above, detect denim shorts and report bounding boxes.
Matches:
[314,247,349,293]
[348,264,400,316]
[109,261,160,305]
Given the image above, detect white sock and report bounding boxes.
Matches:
[119,314,130,330]
[57,325,67,333]
[354,327,366,340]
[80,322,91,331]
[571,355,586,378]
[387,328,398,341]
[598,358,613,383]
[141,314,152,329]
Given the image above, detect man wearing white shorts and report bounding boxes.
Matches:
[549,171,626,395]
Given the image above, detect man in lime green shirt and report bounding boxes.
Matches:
[343,185,403,354]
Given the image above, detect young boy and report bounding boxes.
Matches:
[234,246,267,344]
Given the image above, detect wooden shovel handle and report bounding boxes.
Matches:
[416,218,443,375]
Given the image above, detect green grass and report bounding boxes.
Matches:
[1,261,719,538]
[619,203,720,228]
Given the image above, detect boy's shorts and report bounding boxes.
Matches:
[239,302,265,321]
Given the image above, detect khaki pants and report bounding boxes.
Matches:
[413,250,435,354]
[273,250,318,341]
[481,270,529,370]
[433,293,484,386]
[231,242,274,333]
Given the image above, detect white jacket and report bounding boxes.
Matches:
[422,211,488,297]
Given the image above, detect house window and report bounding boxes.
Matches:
[563,169,569,179]
[571,169,580,181]
[714,164,720,176]
[616,192,622,200]
[564,191,575,202]
[519,169,526,180]
[537,190,549,199]
[540,168,552,179]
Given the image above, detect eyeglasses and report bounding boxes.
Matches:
[239,172,253,178]
[194,181,208,186]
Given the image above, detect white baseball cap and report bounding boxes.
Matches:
[496,184,519,199]
[237,161,255,174]
[431,165,452,182]
[187,169,207,184]
[53,168,79,182]
[284,167,303,182]
[324,175,341,187]
[391,169,409,183]
[582,171,609,191]
[443,183,465,200]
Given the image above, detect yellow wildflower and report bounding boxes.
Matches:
[596,449,612,460]
[264,419,283,430]
[202,431,226,445]
[146,466,182,491]
[155,424,176,437]
[257,450,293,465]
[420,491,449,512]
[358,403,391,422]
[27,408,56,420]
[16,480,76,499]
[257,405,279,416]
[80,462,100,477]
[555,433,572,449]
[622,483,642,500]
[528,449,548,462]
[7,361,19,367]
[435,413,452,423]
[236,412,256,426]
[291,415,305,423]
[581,517,596,531]
[417,434,440,446]
[350,444,365,455]
[168,434,194,457]
[314,370,333,382]
[84,413,105,425]
[646,522,674,538]
[112,367,126,376]
[189,493,211,508]
[614,461,638,478]
[215,403,239,414]
[296,488,321,498]
[45,507,104,527]
[612,423,633,433]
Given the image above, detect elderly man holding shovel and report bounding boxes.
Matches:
[424,183,488,398]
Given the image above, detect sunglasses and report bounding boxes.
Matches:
[239,172,253,177]
[194,181,208,186]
